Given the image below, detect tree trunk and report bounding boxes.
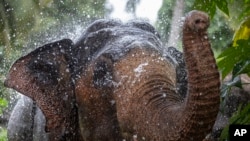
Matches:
[167,0,184,47]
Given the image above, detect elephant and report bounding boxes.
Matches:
[7,95,48,141]
[6,45,187,141]
[4,10,220,141]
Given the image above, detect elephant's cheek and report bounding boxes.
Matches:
[112,48,177,136]
[75,78,87,111]
[74,72,102,138]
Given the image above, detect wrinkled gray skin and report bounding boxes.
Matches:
[7,44,187,141]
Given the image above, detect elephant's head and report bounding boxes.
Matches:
[5,10,220,141]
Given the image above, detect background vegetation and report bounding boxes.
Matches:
[0,0,249,140]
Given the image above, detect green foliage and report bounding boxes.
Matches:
[233,17,250,46]
[217,38,250,79]
[208,12,233,53]
[0,98,7,115]
[226,0,250,29]
[44,0,107,21]
[155,0,176,43]
[192,0,229,19]
[0,128,7,141]
[220,103,250,141]
[216,0,250,79]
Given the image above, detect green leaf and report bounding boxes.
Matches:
[0,98,8,115]
[220,124,229,141]
[192,0,229,18]
[0,98,7,107]
[217,38,250,79]
[239,5,250,20]
[0,128,7,141]
[192,0,216,19]
[220,103,250,140]
[233,17,250,46]
[229,103,250,124]
[232,59,250,79]
[216,0,229,16]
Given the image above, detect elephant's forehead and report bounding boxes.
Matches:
[113,47,176,86]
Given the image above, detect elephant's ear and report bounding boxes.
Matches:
[4,39,77,140]
[4,39,74,99]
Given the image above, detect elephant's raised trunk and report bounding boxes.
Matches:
[178,10,220,140]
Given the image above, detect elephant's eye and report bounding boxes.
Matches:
[93,61,113,88]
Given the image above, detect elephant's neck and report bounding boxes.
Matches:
[179,30,220,140]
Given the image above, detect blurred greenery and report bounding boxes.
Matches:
[0,98,7,115]
[217,38,250,79]
[0,0,249,140]
[0,128,6,141]
[155,0,175,43]
[192,0,229,19]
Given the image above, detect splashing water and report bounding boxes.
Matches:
[134,62,148,77]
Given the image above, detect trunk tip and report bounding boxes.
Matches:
[184,10,210,32]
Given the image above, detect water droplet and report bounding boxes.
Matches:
[110,100,115,105]
[198,121,204,125]
[162,93,166,97]
[133,134,137,139]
